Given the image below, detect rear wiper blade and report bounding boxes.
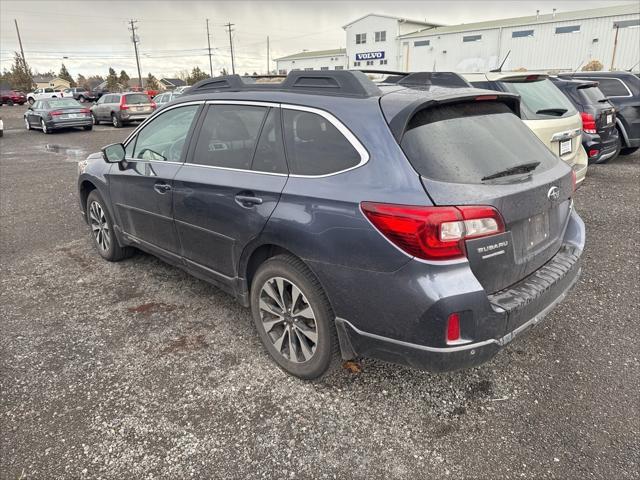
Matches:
[598,98,611,103]
[536,108,568,116]
[482,162,541,181]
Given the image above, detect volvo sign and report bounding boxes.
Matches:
[355,51,385,61]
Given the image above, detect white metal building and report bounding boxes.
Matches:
[274,48,347,74]
[401,4,640,72]
[275,4,639,74]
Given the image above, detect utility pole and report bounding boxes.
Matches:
[206,19,213,77]
[225,22,235,74]
[266,36,270,75]
[14,19,26,64]
[129,19,143,89]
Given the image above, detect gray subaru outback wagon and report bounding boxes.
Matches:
[77,71,584,380]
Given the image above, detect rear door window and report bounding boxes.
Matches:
[283,110,361,176]
[125,93,151,104]
[400,101,558,184]
[578,86,607,104]
[192,104,267,169]
[501,79,576,120]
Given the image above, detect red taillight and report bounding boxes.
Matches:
[80,108,90,114]
[119,97,128,110]
[50,110,63,116]
[360,202,505,261]
[475,95,498,101]
[446,313,461,343]
[151,101,157,109]
[580,112,597,134]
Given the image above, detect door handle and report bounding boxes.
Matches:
[235,194,263,207]
[154,182,171,194]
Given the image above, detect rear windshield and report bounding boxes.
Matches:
[124,93,150,104]
[501,79,576,120]
[400,102,558,184]
[578,86,607,105]
[48,99,81,108]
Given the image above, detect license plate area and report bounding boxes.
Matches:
[526,211,550,250]
[606,113,613,125]
[559,138,572,156]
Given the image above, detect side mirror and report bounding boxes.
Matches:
[101,143,126,163]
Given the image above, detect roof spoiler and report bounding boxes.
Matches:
[182,71,382,98]
[359,70,471,88]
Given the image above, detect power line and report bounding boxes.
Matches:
[128,19,143,88]
[225,22,235,74]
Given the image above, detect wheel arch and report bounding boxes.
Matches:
[79,179,97,217]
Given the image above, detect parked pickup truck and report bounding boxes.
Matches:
[62,87,96,103]
[27,88,68,105]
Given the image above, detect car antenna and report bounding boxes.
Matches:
[490,50,511,72]
[572,59,585,74]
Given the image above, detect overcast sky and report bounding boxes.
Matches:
[0,0,635,79]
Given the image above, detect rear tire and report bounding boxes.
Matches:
[41,118,50,134]
[86,190,134,262]
[83,125,93,131]
[78,96,86,103]
[111,113,123,128]
[28,98,34,105]
[92,113,100,125]
[250,254,340,380]
[7,100,14,106]
[620,146,639,156]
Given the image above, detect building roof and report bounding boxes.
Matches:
[342,13,443,29]
[400,3,639,38]
[274,48,346,62]
[160,78,186,87]
[33,75,56,83]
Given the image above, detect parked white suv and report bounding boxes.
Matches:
[27,88,67,105]
[463,72,589,186]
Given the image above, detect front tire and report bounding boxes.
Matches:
[620,146,639,156]
[86,191,134,262]
[24,117,31,130]
[250,254,340,380]
[78,96,86,103]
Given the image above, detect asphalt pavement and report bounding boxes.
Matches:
[1,103,638,479]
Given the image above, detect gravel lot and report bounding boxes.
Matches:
[1,103,639,480]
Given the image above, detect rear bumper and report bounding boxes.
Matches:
[582,129,619,163]
[49,118,93,129]
[337,245,582,372]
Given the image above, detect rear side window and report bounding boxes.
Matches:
[595,78,630,97]
[578,86,607,104]
[283,110,360,176]
[125,93,150,104]
[193,105,267,169]
[400,102,557,184]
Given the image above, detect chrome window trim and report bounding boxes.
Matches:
[282,103,370,178]
[123,99,370,179]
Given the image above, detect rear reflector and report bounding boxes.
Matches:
[360,202,505,261]
[447,313,461,342]
[588,149,599,158]
[475,95,498,101]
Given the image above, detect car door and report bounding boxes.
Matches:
[172,102,289,279]
[98,95,113,120]
[94,95,108,119]
[107,103,202,257]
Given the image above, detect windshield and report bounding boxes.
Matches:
[124,93,151,104]
[502,79,577,120]
[400,102,558,184]
[579,85,607,104]
[48,99,82,108]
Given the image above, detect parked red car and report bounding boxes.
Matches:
[129,85,159,98]
[1,90,27,106]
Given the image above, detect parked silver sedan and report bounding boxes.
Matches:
[153,91,182,107]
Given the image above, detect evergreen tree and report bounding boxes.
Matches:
[145,73,159,90]
[59,63,76,87]
[9,52,34,92]
[187,66,209,85]
[76,74,88,89]
[119,70,130,85]
[106,67,119,91]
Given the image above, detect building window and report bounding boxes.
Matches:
[414,40,430,47]
[613,19,640,28]
[335,66,344,70]
[463,35,482,42]
[366,60,374,66]
[356,33,367,44]
[375,31,386,42]
[555,25,580,34]
[354,61,361,67]
[512,29,534,38]
[278,69,287,75]
[379,59,388,65]
[304,68,313,71]
[320,67,329,70]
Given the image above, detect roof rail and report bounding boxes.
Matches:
[183,70,382,98]
[359,69,471,88]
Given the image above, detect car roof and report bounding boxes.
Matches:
[550,77,599,89]
[462,71,550,82]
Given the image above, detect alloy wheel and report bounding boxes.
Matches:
[258,277,318,363]
[24,117,30,130]
[41,119,48,133]
[89,201,111,252]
